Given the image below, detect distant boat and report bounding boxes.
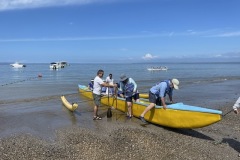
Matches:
[147,66,168,71]
[10,62,26,68]
[59,61,68,68]
[50,61,68,69]
[49,62,61,70]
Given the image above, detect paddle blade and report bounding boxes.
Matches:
[107,108,112,118]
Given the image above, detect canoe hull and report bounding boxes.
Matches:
[78,85,222,129]
[139,93,149,99]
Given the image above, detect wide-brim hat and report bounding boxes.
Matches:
[172,78,179,90]
[120,73,128,81]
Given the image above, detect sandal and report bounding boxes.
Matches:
[93,116,102,120]
[126,115,132,118]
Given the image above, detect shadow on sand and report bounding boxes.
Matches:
[222,138,240,153]
[163,127,215,141]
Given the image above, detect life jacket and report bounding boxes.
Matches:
[161,80,172,96]
[88,82,93,90]
[123,83,135,97]
[102,87,106,92]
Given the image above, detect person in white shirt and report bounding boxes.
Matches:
[93,70,117,120]
[233,97,240,114]
[106,73,114,95]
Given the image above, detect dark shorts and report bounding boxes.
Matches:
[149,91,162,106]
[126,93,140,102]
[93,93,101,106]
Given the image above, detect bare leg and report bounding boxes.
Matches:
[140,103,155,117]
[127,102,132,116]
[94,105,98,117]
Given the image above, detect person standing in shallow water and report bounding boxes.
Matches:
[92,70,117,120]
[139,79,180,124]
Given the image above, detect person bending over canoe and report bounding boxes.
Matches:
[233,97,240,114]
[93,70,117,120]
[118,73,139,118]
[139,79,180,124]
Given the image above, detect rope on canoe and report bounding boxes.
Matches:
[222,109,234,117]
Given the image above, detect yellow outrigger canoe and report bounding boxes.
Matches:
[78,85,222,129]
[139,93,149,99]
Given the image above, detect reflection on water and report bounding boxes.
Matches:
[62,105,77,125]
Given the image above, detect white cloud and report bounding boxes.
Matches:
[0,0,112,11]
[211,31,240,37]
[212,52,240,58]
[213,54,222,58]
[168,32,174,37]
[120,48,128,51]
[174,52,240,59]
[142,53,158,60]
[169,29,240,38]
[1,29,240,42]
[0,35,162,42]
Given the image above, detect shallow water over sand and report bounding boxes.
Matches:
[0,62,239,138]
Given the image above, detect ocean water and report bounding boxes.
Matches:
[0,62,239,138]
[0,62,240,108]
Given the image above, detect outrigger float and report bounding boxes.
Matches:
[61,96,78,112]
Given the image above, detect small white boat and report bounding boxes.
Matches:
[10,62,26,68]
[49,62,61,69]
[50,61,68,69]
[147,66,168,71]
[60,61,68,68]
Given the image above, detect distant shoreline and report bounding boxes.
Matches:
[1,60,240,64]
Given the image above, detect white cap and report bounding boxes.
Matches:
[172,78,179,90]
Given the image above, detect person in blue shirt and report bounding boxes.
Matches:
[88,79,94,91]
[119,73,139,118]
[139,79,180,124]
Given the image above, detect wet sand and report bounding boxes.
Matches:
[0,95,240,160]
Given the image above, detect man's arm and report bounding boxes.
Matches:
[101,82,117,88]
[161,97,167,109]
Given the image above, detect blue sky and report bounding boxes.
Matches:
[0,0,240,63]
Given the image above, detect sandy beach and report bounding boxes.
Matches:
[0,96,239,160]
[0,62,240,159]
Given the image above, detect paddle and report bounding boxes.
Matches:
[107,87,112,118]
[115,87,118,109]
